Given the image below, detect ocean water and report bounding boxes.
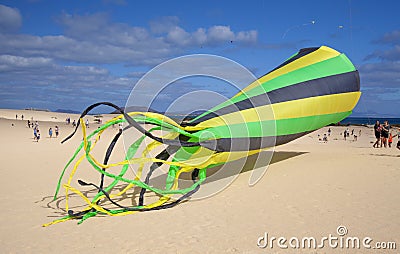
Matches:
[340,117,400,125]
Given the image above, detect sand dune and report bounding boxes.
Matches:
[0,109,398,253]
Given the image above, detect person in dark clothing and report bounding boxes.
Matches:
[373,121,381,148]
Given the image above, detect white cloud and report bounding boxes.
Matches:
[0,4,22,33]
[0,12,259,67]
[192,28,207,45]
[166,26,191,46]
[208,25,235,42]
[236,30,258,43]
[0,8,260,110]
[0,55,53,71]
[374,30,400,45]
[359,61,400,88]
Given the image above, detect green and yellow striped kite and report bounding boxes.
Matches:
[45,46,360,226]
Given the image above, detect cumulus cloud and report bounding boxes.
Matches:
[164,24,257,47]
[356,61,400,116]
[366,30,400,61]
[350,30,400,116]
[373,30,400,45]
[359,62,400,88]
[0,7,260,110]
[365,45,400,62]
[0,4,22,33]
[1,12,259,67]
[0,55,134,110]
[0,55,53,71]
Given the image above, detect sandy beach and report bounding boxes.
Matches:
[0,109,398,253]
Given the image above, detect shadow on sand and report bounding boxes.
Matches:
[39,150,308,217]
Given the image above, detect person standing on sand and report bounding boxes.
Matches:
[49,127,53,138]
[15,114,18,120]
[55,126,59,138]
[328,128,331,136]
[388,133,393,148]
[323,134,328,143]
[27,120,31,128]
[85,119,89,129]
[381,121,390,148]
[373,121,381,148]
[21,115,24,120]
[33,127,37,141]
[36,129,40,142]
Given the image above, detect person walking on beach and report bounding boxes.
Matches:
[343,129,347,141]
[15,114,18,120]
[381,121,390,148]
[85,119,89,129]
[55,126,59,138]
[36,129,40,142]
[27,120,31,128]
[49,127,53,138]
[21,115,24,120]
[373,121,381,148]
[323,134,328,143]
[72,120,76,127]
[33,127,38,141]
[328,128,331,136]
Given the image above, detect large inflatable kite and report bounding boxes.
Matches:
[44,46,360,226]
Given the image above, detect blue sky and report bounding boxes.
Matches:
[0,0,399,116]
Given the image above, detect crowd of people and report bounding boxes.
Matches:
[28,117,98,142]
[17,114,400,150]
[32,123,59,142]
[25,116,94,142]
[342,128,361,141]
[66,117,89,128]
[373,120,400,150]
[317,121,400,151]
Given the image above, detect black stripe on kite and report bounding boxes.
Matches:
[187,70,360,126]
[264,47,320,76]
[213,131,314,152]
